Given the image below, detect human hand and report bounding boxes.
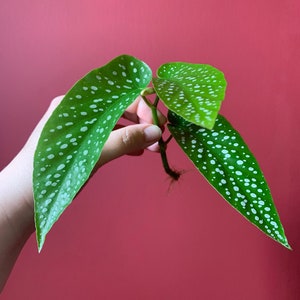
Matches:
[0,95,166,291]
[2,95,166,209]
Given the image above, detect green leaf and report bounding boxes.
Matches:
[153,62,227,129]
[168,111,290,249]
[33,55,152,251]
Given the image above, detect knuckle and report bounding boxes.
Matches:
[121,128,141,149]
[50,95,64,108]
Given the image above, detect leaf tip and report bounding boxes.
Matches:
[281,239,292,251]
[37,233,45,253]
[35,222,46,252]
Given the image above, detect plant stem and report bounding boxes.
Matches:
[141,95,180,180]
[157,139,180,180]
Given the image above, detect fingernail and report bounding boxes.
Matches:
[144,125,162,142]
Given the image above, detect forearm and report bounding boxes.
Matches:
[0,148,35,292]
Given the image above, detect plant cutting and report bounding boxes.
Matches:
[33,54,290,252]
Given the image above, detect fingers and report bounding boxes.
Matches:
[97,124,162,167]
[26,96,164,172]
[123,96,167,126]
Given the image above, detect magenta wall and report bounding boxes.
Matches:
[1,1,300,299]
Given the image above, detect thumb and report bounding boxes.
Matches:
[97,124,162,166]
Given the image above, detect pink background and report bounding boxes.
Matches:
[1,0,300,299]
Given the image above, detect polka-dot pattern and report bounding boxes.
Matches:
[153,62,227,130]
[168,111,290,249]
[33,55,152,251]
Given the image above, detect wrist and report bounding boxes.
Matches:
[0,148,35,236]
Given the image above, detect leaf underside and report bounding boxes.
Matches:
[168,111,290,249]
[33,55,152,251]
[153,62,227,129]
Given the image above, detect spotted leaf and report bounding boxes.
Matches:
[153,62,226,129]
[33,55,152,251]
[168,111,290,249]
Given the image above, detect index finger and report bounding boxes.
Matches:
[122,97,167,126]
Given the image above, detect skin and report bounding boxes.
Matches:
[0,95,166,292]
